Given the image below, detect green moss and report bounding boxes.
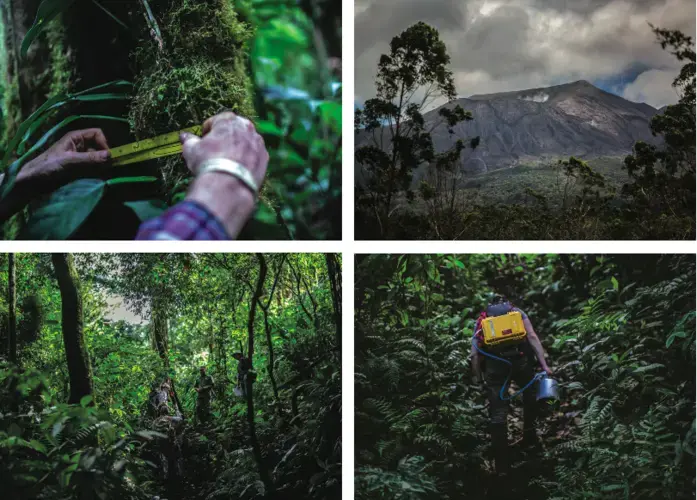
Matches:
[0,4,20,152]
[129,0,255,195]
[45,15,72,99]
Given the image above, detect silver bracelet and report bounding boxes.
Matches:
[197,158,259,199]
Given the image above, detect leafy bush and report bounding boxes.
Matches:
[355,254,696,499]
[0,364,156,500]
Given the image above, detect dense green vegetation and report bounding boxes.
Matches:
[1,253,342,499]
[0,0,341,239]
[355,22,695,240]
[355,254,695,499]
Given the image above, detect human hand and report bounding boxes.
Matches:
[17,128,111,188]
[180,112,268,189]
[541,365,553,376]
[179,112,270,239]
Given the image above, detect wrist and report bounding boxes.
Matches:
[186,171,256,238]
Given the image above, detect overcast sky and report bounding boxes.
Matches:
[355,0,695,109]
[105,295,146,325]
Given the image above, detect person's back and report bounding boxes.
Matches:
[194,367,214,423]
[471,295,553,477]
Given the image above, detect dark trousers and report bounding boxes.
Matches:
[484,352,538,473]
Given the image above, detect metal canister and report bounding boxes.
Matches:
[536,373,559,401]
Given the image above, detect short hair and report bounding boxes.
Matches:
[232,352,243,358]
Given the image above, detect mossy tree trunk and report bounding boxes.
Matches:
[152,297,184,415]
[247,254,274,495]
[326,253,341,350]
[52,253,93,405]
[7,253,16,363]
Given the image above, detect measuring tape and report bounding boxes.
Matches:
[109,125,203,166]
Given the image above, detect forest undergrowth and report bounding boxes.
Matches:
[0,253,342,500]
[355,254,695,499]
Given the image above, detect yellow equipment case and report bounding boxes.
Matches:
[481,311,527,347]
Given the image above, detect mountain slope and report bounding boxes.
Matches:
[357,80,661,179]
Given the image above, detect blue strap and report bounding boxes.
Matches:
[471,335,543,401]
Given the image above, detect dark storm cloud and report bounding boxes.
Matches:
[531,0,661,15]
[354,0,467,58]
[354,0,696,108]
[455,5,545,79]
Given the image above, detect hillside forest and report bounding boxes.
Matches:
[355,254,695,499]
[0,253,342,500]
[0,0,341,240]
[354,21,695,240]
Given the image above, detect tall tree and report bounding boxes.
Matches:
[257,255,286,407]
[355,21,476,236]
[287,257,318,331]
[325,253,341,350]
[7,253,16,363]
[246,253,273,495]
[623,26,695,236]
[52,253,93,405]
[151,297,184,415]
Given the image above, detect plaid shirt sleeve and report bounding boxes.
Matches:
[135,200,230,240]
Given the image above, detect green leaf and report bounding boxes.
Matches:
[106,176,157,186]
[318,101,341,134]
[80,395,93,407]
[21,0,78,59]
[91,0,129,30]
[611,276,619,291]
[24,179,105,240]
[124,200,168,222]
[254,201,278,224]
[255,119,284,137]
[71,93,130,102]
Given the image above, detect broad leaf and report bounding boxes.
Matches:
[124,200,168,222]
[23,179,105,240]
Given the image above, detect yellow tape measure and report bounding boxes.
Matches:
[109,126,203,166]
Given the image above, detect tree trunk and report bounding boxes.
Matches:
[52,254,93,405]
[259,255,285,410]
[151,298,184,415]
[8,253,16,363]
[246,253,273,495]
[326,253,341,351]
[287,258,317,330]
[152,299,169,365]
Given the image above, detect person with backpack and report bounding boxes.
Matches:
[232,352,252,397]
[470,294,553,476]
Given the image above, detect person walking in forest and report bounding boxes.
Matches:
[0,112,269,240]
[470,295,553,477]
[150,380,173,417]
[194,366,215,423]
[232,352,252,397]
[152,401,185,482]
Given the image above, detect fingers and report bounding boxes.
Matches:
[202,112,256,136]
[65,128,110,151]
[202,112,237,135]
[180,132,202,171]
[60,150,111,166]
